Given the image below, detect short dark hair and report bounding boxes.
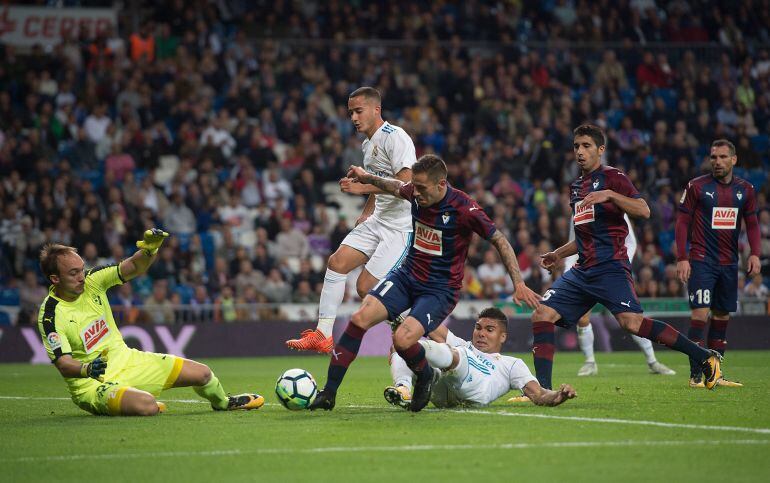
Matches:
[573,124,607,149]
[478,307,508,333]
[711,138,736,156]
[349,86,381,104]
[412,154,448,182]
[39,244,78,280]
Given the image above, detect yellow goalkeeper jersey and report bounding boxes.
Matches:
[37,264,131,395]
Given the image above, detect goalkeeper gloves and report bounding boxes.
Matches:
[136,228,169,256]
[81,349,109,381]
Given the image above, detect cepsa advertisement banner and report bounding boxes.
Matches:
[0,5,116,48]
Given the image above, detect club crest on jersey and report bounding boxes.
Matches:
[711,207,738,230]
[414,221,443,255]
[47,332,62,350]
[592,179,599,189]
[574,202,595,225]
[372,145,379,157]
[442,212,450,224]
[80,318,109,353]
[737,191,742,200]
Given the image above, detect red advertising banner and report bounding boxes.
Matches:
[0,5,116,48]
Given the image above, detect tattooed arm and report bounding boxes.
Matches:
[346,166,405,198]
[489,231,541,308]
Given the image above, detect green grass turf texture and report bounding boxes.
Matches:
[1,351,769,483]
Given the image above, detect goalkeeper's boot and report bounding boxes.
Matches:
[156,401,167,413]
[506,394,532,404]
[308,389,336,411]
[226,393,265,410]
[286,329,334,354]
[701,350,723,390]
[384,384,412,410]
[577,361,598,376]
[410,367,438,413]
[716,377,743,387]
[648,361,676,375]
[688,376,705,388]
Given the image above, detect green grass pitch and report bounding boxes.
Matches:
[2,351,769,482]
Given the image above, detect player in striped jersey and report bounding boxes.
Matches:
[675,139,761,388]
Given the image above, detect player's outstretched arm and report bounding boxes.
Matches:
[582,190,650,219]
[120,229,169,281]
[346,166,405,199]
[523,381,577,407]
[489,232,540,308]
[340,167,412,196]
[540,240,578,272]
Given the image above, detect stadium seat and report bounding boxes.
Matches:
[751,134,770,154]
[0,309,11,326]
[0,288,20,306]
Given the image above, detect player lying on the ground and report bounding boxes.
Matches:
[676,138,760,388]
[37,230,263,416]
[531,124,723,392]
[308,155,541,413]
[385,307,576,409]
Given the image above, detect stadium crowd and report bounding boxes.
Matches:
[1,0,769,325]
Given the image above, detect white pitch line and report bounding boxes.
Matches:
[461,409,770,435]
[3,439,768,463]
[3,396,770,435]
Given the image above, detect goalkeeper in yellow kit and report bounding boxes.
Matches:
[37,229,264,416]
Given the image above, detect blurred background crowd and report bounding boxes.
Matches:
[1,0,769,325]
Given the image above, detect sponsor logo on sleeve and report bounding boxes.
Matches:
[574,202,595,225]
[711,207,738,229]
[80,318,110,353]
[413,221,443,255]
[47,332,62,350]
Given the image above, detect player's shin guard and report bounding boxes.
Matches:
[637,317,710,363]
[396,343,432,381]
[194,372,229,410]
[707,318,728,356]
[687,319,707,377]
[418,340,454,370]
[325,322,366,393]
[533,322,556,390]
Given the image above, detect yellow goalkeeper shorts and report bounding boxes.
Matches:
[72,348,184,415]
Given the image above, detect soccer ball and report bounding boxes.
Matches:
[275,368,317,410]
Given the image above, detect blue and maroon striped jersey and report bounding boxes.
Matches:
[676,174,758,265]
[396,183,497,290]
[569,165,641,270]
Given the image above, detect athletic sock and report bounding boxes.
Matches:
[396,343,433,381]
[325,322,366,393]
[636,317,710,364]
[533,321,556,390]
[687,319,707,377]
[707,318,728,356]
[317,268,348,337]
[194,372,229,410]
[389,351,414,388]
[418,340,454,369]
[577,324,595,363]
[631,334,657,364]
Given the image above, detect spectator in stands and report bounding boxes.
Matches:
[163,192,197,236]
[275,217,309,261]
[143,280,175,324]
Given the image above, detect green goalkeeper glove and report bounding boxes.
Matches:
[81,349,109,381]
[136,228,169,256]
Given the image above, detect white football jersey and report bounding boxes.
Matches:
[564,213,637,271]
[443,330,537,406]
[361,121,416,232]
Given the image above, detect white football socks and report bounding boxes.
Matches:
[317,268,348,337]
[577,324,596,363]
[632,334,657,364]
[418,340,454,369]
[389,352,414,388]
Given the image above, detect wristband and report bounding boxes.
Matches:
[80,363,88,377]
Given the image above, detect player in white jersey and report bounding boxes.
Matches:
[385,307,576,409]
[287,87,415,353]
[563,214,676,378]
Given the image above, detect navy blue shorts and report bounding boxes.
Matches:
[687,261,738,313]
[369,268,458,335]
[541,261,643,327]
